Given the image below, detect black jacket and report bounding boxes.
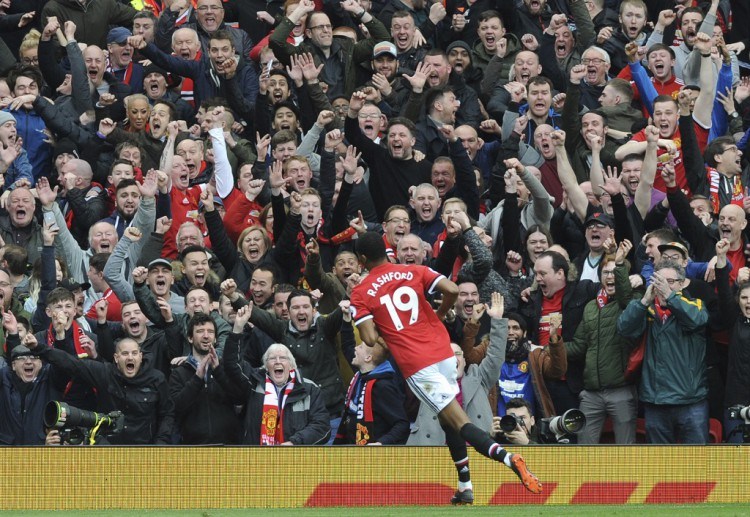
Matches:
[39,347,174,445]
[223,333,330,445]
[169,357,242,444]
[0,364,58,445]
[717,264,750,407]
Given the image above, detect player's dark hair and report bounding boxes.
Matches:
[287,288,313,306]
[356,231,387,262]
[187,312,216,338]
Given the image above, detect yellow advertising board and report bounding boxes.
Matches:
[2,446,749,509]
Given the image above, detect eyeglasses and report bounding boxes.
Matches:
[386,217,409,224]
[663,277,683,285]
[601,270,616,277]
[196,5,223,12]
[582,58,605,66]
[309,24,332,31]
[21,57,39,65]
[660,253,683,261]
[722,146,739,153]
[15,355,40,362]
[358,113,380,120]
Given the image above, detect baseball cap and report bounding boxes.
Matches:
[11,345,38,361]
[198,196,225,211]
[373,41,397,59]
[147,258,173,271]
[657,241,689,260]
[59,278,91,292]
[584,212,613,228]
[107,27,132,45]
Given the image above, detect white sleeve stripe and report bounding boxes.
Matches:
[354,314,374,326]
[427,274,446,295]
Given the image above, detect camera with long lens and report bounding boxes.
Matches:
[539,409,586,443]
[44,401,124,445]
[499,414,522,434]
[727,405,750,443]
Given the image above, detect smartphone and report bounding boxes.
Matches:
[43,211,58,229]
[266,58,274,74]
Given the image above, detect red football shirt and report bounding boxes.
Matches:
[350,263,453,378]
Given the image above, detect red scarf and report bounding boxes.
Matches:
[260,370,296,446]
[596,288,609,309]
[47,320,88,358]
[337,372,377,445]
[653,302,672,323]
[296,219,356,283]
[47,320,89,397]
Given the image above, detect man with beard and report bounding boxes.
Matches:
[369,42,411,117]
[561,67,621,183]
[106,28,144,94]
[304,239,358,314]
[40,173,156,299]
[0,187,44,264]
[242,288,345,440]
[500,77,561,152]
[100,179,142,238]
[447,41,481,96]
[133,269,231,356]
[31,333,175,445]
[421,51,482,127]
[169,313,241,444]
[520,250,598,414]
[415,86,460,161]
[131,31,258,120]
[346,89,432,220]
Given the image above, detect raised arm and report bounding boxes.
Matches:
[552,130,587,223]
[634,125,659,219]
[692,32,718,129]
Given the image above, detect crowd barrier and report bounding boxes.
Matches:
[2,446,749,509]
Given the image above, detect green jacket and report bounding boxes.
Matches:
[617,291,709,405]
[269,15,390,97]
[566,263,638,391]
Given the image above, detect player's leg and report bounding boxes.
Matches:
[439,421,474,505]
[437,400,542,494]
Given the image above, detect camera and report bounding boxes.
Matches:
[539,409,586,444]
[499,414,522,434]
[728,405,750,424]
[44,401,124,445]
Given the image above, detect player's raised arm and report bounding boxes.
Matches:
[434,277,459,321]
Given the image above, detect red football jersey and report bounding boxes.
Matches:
[350,262,454,378]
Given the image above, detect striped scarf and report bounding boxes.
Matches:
[260,370,296,446]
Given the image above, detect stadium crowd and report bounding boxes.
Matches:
[0,0,749,451]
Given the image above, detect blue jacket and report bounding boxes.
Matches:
[7,108,51,182]
[5,148,33,187]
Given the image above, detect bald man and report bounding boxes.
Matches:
[665,175,749,284]
[59,158,109,248]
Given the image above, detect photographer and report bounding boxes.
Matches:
[492,398,539,445]
[27,334,174,445]
[715,239,750,443]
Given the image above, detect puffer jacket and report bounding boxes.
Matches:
[223,333,330,445]
[566,263,640,391]
[617,291,709,405]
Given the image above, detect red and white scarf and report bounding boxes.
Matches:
[260,370,296,446]
[47,320,90,397]
[596,288,609,309]
[707,166,744,214]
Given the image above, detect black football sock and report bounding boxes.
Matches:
[460,422,510,466]
[441,422,471,484]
